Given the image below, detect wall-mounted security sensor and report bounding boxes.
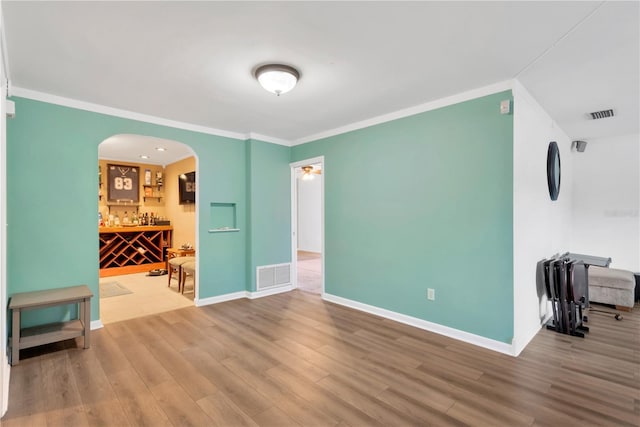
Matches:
[500,100,511,115]
[5,99,15,118]
[572,140,587,152]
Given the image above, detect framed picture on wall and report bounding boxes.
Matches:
[107,164,140,202]
[179,171,196,204]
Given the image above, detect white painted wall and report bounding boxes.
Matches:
[570,133,640,271]
[512,80,574,356]
[297,174,322,253]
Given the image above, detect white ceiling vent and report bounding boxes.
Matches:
[257,263,291,291]
[589,109,614,120]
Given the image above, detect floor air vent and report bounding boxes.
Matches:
[589,109,614,119]
[257,263,291,291]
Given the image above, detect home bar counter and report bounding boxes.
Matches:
[99,225,172,277]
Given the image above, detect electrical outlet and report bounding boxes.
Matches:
[427,288,435,301]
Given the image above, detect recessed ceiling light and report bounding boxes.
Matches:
[140,155,150,159]
[254,64,300,96]
[155,147,167,152]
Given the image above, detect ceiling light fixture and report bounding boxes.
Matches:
[301,165,318,181]
[255,64,300,96]
[139,155,150,159]
[155,147,167,152]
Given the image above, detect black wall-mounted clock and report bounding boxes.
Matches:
[546,141,561,201]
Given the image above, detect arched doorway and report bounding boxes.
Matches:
[98,134,198,323]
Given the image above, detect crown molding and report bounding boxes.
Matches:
[247,132,292,147]
[293,79,514,146]
[10,86,252,141]
[11,80,514,149]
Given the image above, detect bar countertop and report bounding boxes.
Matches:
[99,225,173,233]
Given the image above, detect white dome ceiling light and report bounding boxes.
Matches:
[301,165,321,180]
[254,64,300,96]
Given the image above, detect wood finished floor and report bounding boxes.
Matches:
[3,291,639,426]
[297,251,322,295]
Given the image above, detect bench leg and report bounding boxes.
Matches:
[12,309,20,365]
[83,297,91,349]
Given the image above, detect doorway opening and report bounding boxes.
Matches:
[291,157,324,295]
[98,134,198,324]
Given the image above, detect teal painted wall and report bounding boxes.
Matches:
[7,97,249,326]
[7,90,512,343]
[246,139,292,291]
[292,91,514,343]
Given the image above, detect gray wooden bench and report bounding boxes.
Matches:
[9,285,93,365]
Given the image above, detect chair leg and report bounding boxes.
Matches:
[192,272,196,299]
[168,266,173,287]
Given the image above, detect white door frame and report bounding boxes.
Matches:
[0,3,9,413]
[290,156,325,295]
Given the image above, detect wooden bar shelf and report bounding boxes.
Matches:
[99,226,172,277]
[143,184,163,202]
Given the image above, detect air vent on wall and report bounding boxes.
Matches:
[256,263,291,291]
[589,109,614,120]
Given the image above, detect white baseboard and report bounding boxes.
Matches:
[2,355,9,416]
[91,320,104,330]
[97,288,516,356]
[247,284,294,299]
[323,293,515,356]
[195,285,296,307]
[195,291,247,307]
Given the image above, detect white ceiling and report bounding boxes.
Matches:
[99,134,194,167]
[3,1,638,156]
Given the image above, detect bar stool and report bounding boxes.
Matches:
[181,261,196,296]
[168,256,195,292]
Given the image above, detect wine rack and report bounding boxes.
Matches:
[99,226,172,277]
